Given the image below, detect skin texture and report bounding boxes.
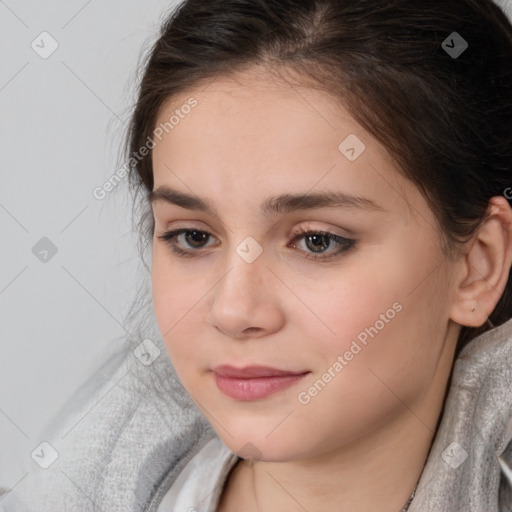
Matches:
[150,66,512,511]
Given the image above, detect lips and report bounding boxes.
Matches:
[212,365,310,400]
[213,364,308,378]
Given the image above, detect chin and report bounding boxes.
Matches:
[215,425,307,463]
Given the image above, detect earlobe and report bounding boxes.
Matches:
[449,196,512,328]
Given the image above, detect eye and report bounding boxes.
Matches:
[157,226,357,261]
[157,228,216,258]
[288,226,356,261]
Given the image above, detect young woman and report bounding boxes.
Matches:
[3,1,512,511]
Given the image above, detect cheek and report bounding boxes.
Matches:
[305,239,442,381]
[151,249,202,363]
[300,258,402,358]
[291,261,440,442]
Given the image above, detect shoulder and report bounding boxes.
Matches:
[409,318,512,511]
[1,337,210,511]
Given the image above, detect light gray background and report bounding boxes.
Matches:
[0,0,511,493]
[0,0,181,489]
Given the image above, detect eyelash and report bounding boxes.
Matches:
[157,226,357,261]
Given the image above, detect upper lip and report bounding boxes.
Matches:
[213,365,309,378]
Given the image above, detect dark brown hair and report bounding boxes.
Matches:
[124,0,512,357]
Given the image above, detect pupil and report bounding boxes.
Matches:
[187,231,207,248]
[307,234,328,252]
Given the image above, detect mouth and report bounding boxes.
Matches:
[212,365,310,401]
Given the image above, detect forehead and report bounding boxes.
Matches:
[150,68,430,226]
[154,67,361,144]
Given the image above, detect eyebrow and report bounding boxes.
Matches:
[149,185,386,216]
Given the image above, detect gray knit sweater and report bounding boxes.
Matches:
[2,315,512,511]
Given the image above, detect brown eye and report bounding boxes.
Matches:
[289,227,357,261]
[157,228,217,257]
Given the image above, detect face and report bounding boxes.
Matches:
[150,66,459,462]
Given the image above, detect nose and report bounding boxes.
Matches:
[205,246,285,340]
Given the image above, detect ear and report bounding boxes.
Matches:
[450,195,512,328]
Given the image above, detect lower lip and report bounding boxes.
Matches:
[213,373,309,401]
